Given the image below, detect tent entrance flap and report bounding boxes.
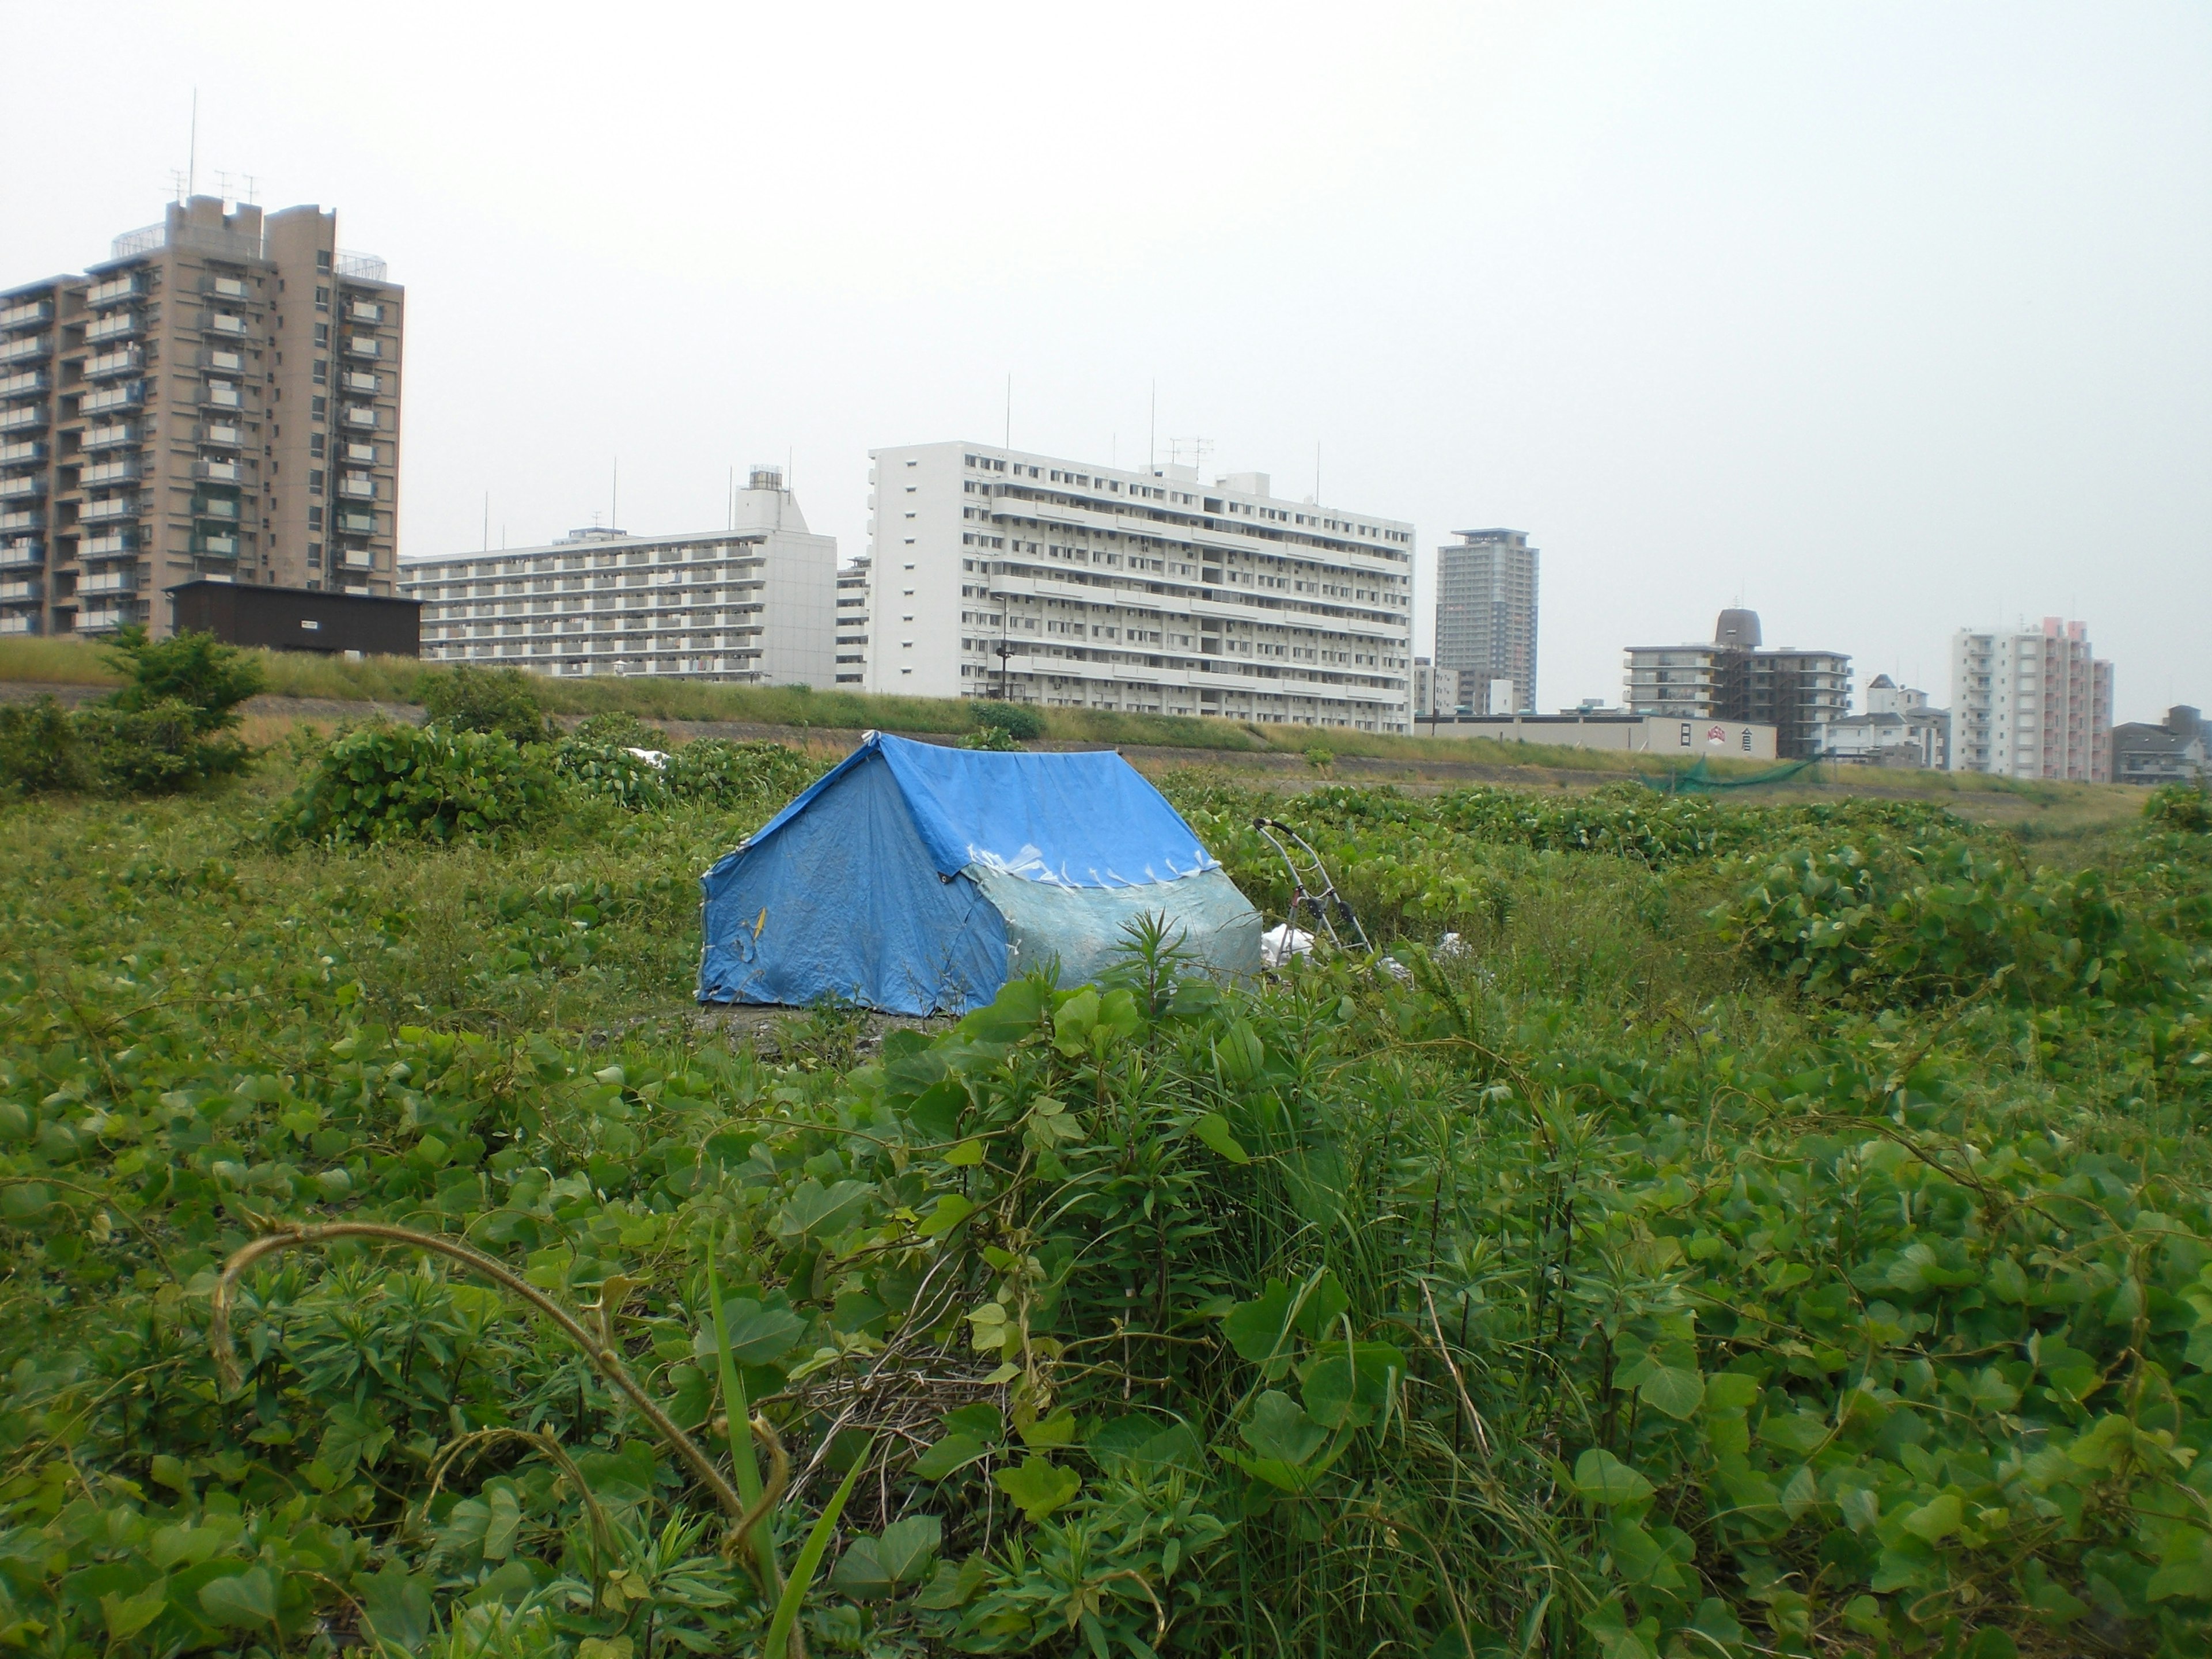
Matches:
[975,866,1263,988]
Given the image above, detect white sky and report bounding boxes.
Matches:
[4,2,2206,720]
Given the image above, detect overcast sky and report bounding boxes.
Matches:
[5,2,2206,719]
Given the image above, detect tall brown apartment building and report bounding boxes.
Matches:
[0,195,402,640]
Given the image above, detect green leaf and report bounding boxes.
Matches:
[992,1456,1081,1521]
[942,1403,1003,1440]
[1299,1343,1403,1429]
[1191,1112,1249,1164]
[1570,1448,1654,1508]
[702,1298,807,1365]
[197,1566,277,1628]
[919,1192,976,1237]
[1899,1492,1961,1543]
[1241,1390,1329,1466]
[905,1079,969,1142]
[101,1582,170,1643]
[1293,1271,1351,1341]
[944,1138,986,1167]
[1638,1365,1705,1421]
[1216,1018,1266,1081]
[911,1433,990,1482]
[764,1440,873,1659]
[574,1440,660,1504]
[357,1564,434,1652]
[316,1400,392,1482]
[774,1178,874,1241]
[1017,1407,1077,1449]
[1222,1281,1294,1364]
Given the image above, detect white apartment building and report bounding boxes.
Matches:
[865,441,1414,730]
[1950,618,2113,781]
[834,555,870,685]
[399,469,835,684]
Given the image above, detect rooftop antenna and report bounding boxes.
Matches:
[168,168,188,204]
[240,173,258,206]
[214,169,233,206]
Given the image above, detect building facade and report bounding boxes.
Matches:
[1624,609,1850,760]
[0,195,402,640]
[2110,706,2206,789]
[1821,675,1950,768]
[399,470,836,684]
[1434,528,1537,714]
[834,555,870,686]
[1949,618,2113,781]
[1417,711,1776,759]
[865,442,1414,730]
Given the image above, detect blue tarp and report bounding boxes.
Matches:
[698,733,1259,1014]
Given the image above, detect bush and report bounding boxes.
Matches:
[552,737,671,809]
[662,737,819,805]
[959,725,1021,751]
[971,699,1044,741]
[2147,781,2212,832]
[571,709,669,751]
[101,623,263,728]
[278,721,554,843]
[0,695,83,794]
[420,664,551,745]
[0,630,262,797]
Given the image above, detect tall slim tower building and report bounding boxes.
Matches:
[1433,528,1538,714]
[1949,618,2113,781]
[0,195,403,641]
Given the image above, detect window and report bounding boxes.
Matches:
[314,286,329,310]
[312,359,328,385]
[309,433,325,458]
[313,323,329,347]
[308,470,325,496]
[307,506,323,529]
[310,396,326,419]
[315,251,332,273]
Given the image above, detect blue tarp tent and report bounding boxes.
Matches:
[698,733,1262,1014]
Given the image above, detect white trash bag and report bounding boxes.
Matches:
[1260,923,1314,969]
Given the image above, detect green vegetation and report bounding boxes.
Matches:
[3,738,2208,1657]
[0,628,263,797]
[421,666,557,747]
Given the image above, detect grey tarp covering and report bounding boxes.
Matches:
[975,865,1264,988]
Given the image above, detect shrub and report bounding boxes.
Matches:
[419,664,552,745]
[2146,781,2212,832]
[959,725,1022,751]
[662,737,819,805]
[0,695,83,794]
[278,721,554,843]
[74,699,251,794]
[552,737,671,809]
[971,699,1045,741]
[571,709,669,751]
[100,623,263,728]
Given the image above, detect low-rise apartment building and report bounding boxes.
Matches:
[865,441,1415,731]
[2111,706,2207,788]
[1949,618,2112,781]
[399,469,835,684]
[1823,675,1950,769]
[1624,609,1851,760]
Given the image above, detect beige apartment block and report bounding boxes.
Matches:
[0,195,403,640]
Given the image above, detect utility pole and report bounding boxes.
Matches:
[997,634,1013,702]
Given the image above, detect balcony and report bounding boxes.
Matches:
[0,539,42,569]
[84,312,141,345]
[0,612,38,635]
[192,459,241,484]
[338,473,376,500]
[82,422,137,451]
[0,298,52,332]
[0,369,51,397]
[344,336,381,361]
[201,348,245,374]
[340,370,378,394]
[208,276,248,301]
[80,569,138,596]
[0,440,42,466]
[81,384,143,415]
[86,349,144,381]
[201,380,243,410]
[80,495,137,523]
[343,441,377,465]
[81,530,135,557]
[78,604,138,634]
[81,459,141,487]
[0,579,43,603]
[0,510,41,533]
[0,334,49,365]
[199,421,242,446]
[339,547,374,571]
[206,311,248,337]
[336,509,374,536]
[0,406,45,434]
[85,275,141,308]
[191,533,239,558]
[346,300,385,324]
[342,404,377,430]
[0,474,48,500]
